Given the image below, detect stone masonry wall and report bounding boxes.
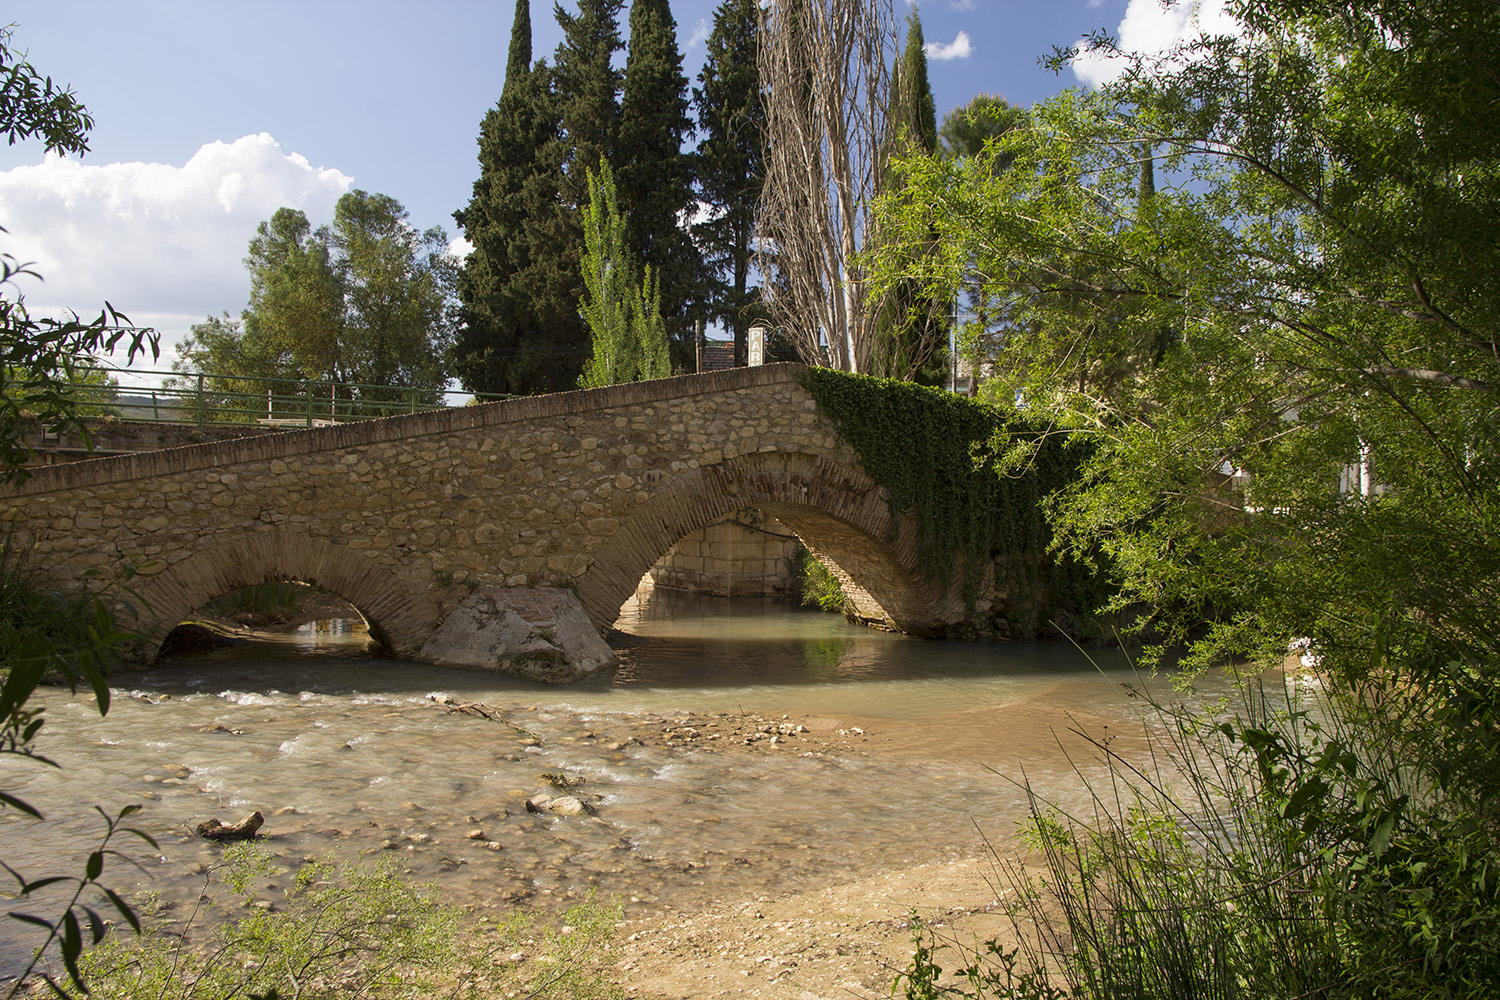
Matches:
[0,365,959,660]
[646,517,802,597]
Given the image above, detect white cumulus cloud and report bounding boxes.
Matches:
[1072,0,1238,88]
[925,31,973,61]
[0,133,352,371]
[686,17,710,50]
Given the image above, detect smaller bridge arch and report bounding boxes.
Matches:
[132,533,422,659]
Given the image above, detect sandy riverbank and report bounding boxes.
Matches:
[587,702,1107,1000]
[614,852,1032,999]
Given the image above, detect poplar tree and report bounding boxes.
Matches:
[758,0,899,373]
[618,0,702,358]
[579,160,671,388]
[578,160,634,387]
[454,0,583,394]
[693,0,764,366]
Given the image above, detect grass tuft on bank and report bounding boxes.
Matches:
[78,845,625,1000]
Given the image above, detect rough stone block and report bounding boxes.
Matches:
[418,586,617,685]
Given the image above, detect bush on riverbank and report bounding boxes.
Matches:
[897,670,1500,999]
[78,845,624,1000]
[200,580,308,625]
[786,545,851,616]
[0,529,120,677]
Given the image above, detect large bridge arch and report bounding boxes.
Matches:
[576,451,955,635]
[131,533,432,660]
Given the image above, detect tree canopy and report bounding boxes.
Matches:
[875,2,1500,986]
[618,0,703,361]
[693,0,764,367]
[179,190,455,411]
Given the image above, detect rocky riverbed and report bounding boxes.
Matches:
[6,591,1206,996]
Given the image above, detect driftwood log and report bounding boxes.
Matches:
[196,811,264,841]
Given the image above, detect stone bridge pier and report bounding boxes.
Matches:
[1,365,970,662]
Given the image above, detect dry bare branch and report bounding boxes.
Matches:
[756,0,898,373]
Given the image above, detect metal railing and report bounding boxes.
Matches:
[60,367,515,428]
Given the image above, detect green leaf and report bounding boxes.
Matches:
[0,789,45,818]
[101,888,141,934]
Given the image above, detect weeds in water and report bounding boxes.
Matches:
[76,844,625,1000]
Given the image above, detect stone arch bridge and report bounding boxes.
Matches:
[1,364,980,662]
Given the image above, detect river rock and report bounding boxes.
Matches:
[196,811,264,841]
[549,796,589,817]
[418,587,618,684]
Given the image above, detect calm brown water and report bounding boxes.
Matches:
[0,588,1220,971]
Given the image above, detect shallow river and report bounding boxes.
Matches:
[0,588,1222,970]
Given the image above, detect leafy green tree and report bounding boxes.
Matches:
[578,161,634,388]
[578,160,669,387]
[938,93,1027,164]
[880,0,1500,675]
[875,0,1500,991]
[693,0,764,367]
[618,0,703,362]
[241,207,343,384]
[934,94,1029,383]
[180,191,455,412]
[326,190,454,397]
[632,263,670,380]
[170,313,275,420]
[453,3,582,395]
[874,10,946,384]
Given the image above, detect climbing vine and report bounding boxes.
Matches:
[797,367,1108,632]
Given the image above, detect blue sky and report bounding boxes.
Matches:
[0,0,1220,376]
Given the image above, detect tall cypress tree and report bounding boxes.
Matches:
[553,0,624,212]
[694,0,764,366]
[618,0,702,360]
[454,1,585,394]
[876,10,947,385]
[890,11,937,157]
[506,0,531,89]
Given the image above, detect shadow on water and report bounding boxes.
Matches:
[596,589,1135,688]
[127,587,1149,721]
